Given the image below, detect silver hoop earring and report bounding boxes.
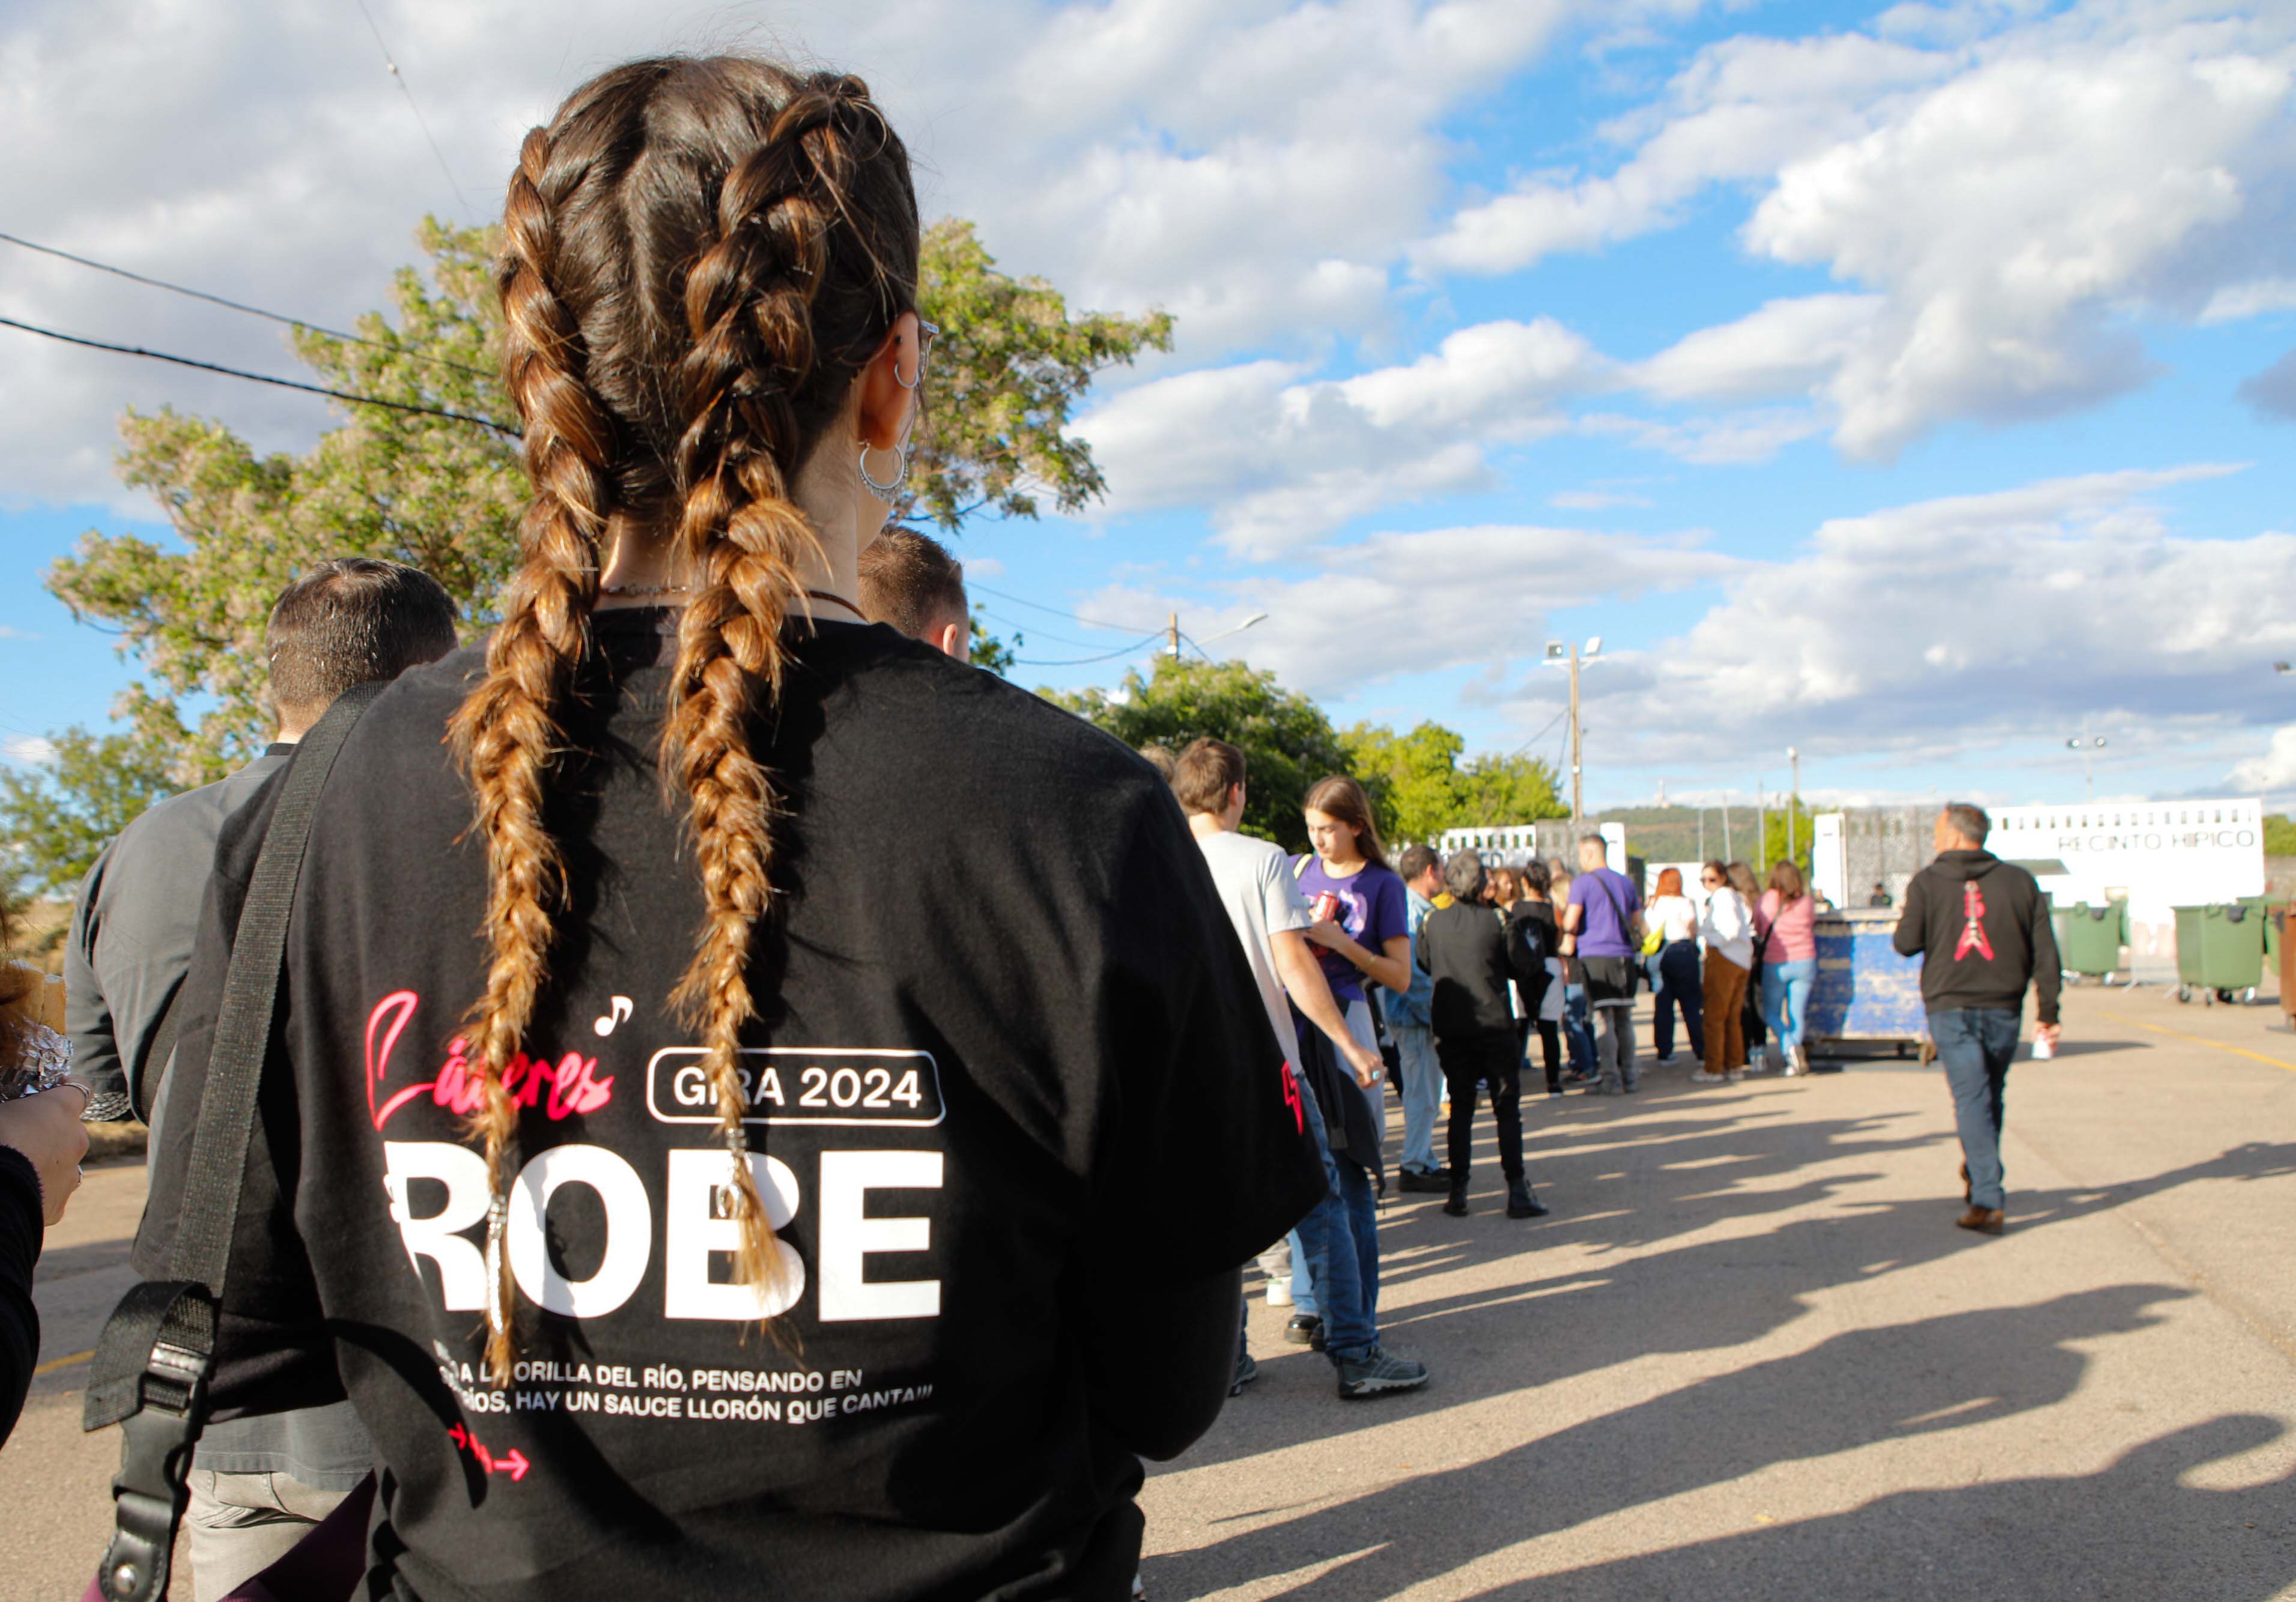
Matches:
[858,440,910,499]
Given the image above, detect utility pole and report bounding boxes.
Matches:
[1788,746,1800,867]
[1722,794,1733,860]
[1568,641,1583,824]
[1757,783,1767,873]
[1167,611,1180,660]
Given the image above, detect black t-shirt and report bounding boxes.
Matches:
[139,611,1322,1601]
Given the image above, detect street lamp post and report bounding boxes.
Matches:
[1544,636,1603,824]
[2066,733,2106,799]
[1787,745,1800,866]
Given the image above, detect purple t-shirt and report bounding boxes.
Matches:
[1295,857,1408,1006]
[1566,866,1642,958]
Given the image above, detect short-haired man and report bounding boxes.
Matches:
[1386,844,1450,1191]
[1418,851,1549,1220]
[67,556,455,1600]
[1171,738,1430,1399]
[1561,834,1645,1094]
[1892,802,2062,1236]
[857,526,968,658]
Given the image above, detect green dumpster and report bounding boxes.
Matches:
[2240,895,2279,961]
[2052,901,2126,983]
[2172,903,2265,1004]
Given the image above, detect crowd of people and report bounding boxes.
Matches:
[0,47,2069,1602]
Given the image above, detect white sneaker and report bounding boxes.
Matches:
[1689,1069,1725,1084]
[1265,1278,1294,1307]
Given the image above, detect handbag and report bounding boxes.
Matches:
[82,681,384,1602]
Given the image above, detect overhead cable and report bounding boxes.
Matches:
[353,0,473,217]
[970,582,1159,636]
[0,314,519,437]
[1010,632,1164,667]
[0,229,494,380]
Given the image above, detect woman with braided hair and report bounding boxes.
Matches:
[136,56,1322,1601]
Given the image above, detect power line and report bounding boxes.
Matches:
[0,314,519,437]
[1011,632,1164,667]
[969,582,1158,636]
[353,0,473,217]
[0,230,493,380]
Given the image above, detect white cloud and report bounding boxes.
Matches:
[2229,725,2296,792]
[1078,319,1606,555]
[1579,407,1826,465]
[2,735,56,765]
[1560,464,2295,769]
[2200,276,2296,324]
[1082,521,1742,698]
[2239,347,2296,420]
[1415,7,2296,458]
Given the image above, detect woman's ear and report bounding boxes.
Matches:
[856,311,922,452]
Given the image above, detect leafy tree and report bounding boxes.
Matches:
[906,219,1172,530]
[2265,814,2296,857]
[1760,795,1818,876]
[10,215,1164,848]
[1339,723,1565,846]
[968,614,1019,676]
[1055,657,1349,852]
[0,727,176,895]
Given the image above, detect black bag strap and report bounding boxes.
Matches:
[84,680,385,1602]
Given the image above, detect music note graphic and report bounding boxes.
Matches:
[594,996,634,1037]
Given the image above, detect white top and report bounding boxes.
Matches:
[1647,893,1698,945]
[1193,828,1314,1069]
[1700,886,1755,969]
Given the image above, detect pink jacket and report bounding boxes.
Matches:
[1757,890,1817,964]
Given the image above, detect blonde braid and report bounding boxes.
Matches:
[658,90,867,1313]
[447,124,617,1382]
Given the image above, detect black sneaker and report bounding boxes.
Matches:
[1442,1183,1469,1217]
[1335,1347,1430,1400]
[1398,1167,1453,1193]
[1506,1180,1549,1219]
[1230,1351,1259,1395]
[1284,1314,1325,1350]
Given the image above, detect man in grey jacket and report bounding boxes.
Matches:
[67,556,455,1600]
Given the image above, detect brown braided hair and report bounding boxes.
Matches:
[448,58,919,1380]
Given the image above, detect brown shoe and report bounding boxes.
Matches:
[1955,1206,2005,1236]
[1960,1161,1970,1203]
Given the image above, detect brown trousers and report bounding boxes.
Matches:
[1702,950,1751,1075]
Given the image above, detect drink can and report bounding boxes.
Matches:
[1311,891,1341,923]
[2032,1034,2056,1060]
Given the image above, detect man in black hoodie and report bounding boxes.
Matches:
[1894,803,2062,1236]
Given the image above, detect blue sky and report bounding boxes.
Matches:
[4,0,2293,814]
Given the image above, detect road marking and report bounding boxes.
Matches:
[34,1348,93,1376]
[2102,1012,2296,1074]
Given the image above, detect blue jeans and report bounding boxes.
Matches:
[1930,1006,2020,1210]
[1392,1021,1444,1173]
[1762,959,1817,1056]
[1284,1072,1380,1360]
[1564,983,1594,1075]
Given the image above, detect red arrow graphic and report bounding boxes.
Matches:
[499,1449,530,1482]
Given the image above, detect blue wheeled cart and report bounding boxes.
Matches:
[1803,908,1931,1065]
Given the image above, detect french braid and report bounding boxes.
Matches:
[449,59,917,1380]
[663,88,884,1309]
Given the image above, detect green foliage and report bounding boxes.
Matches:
[905,220,1173,531]
[1054,657,1349,852]
[1760,795,1819,876]
[24,213,1153,855]
[968,614,1019,676]
[2265,814,2296,856]
[1339,723,1567,846]
[0,727,178,896]
[1459,752,1568,831]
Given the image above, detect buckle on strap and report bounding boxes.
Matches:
[85,1283,217,1601]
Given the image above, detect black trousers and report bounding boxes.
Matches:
[1522,1017,1563,1093]
[1438,1030,1525,1185]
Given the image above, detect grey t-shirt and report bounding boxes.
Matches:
[1192,828,1316,1070]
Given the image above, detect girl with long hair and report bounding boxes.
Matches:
[1297,776,1412,1095]
[1693,861,1754,1082]
[1755,859,1818,1074]
[133,57,1319,1600]
[1644,867,1705,1067]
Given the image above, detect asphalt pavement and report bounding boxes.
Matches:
[5,980,2294,1600]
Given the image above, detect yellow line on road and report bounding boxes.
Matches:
[2102,1012,2296,1074]
[34,1348,93,1376]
